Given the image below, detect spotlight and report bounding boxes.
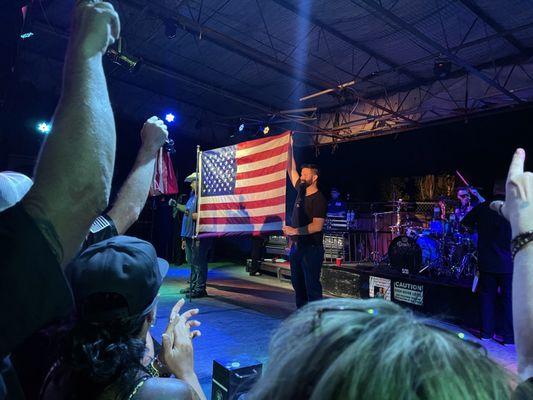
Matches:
[36,122,51,134]
[262,125,270,135]
[164,19,178,39]
[433,57,452,79]
[165,113,176,123]
[20,32,34,39]
[238,123,245,132]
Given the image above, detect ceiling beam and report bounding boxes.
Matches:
[457,0,528,53]
[18,46,223,120]
[369,51,533,100]
[356,20,533,89]
[120,0,420,124]
[358,0,524,104]
[271,0,423,83]
[121,0,334,91]
[31,20,281,115]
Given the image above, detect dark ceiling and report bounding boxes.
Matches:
[12,0,533,145]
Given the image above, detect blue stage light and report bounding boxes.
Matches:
[37,122,51,134]
[165,113,176,123]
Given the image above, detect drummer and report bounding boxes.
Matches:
[327,187,347,217]
[455,186,485,222]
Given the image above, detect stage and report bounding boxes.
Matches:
[153,262,517,399]
[260,259,480,329]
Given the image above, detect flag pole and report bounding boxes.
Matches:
[194,144,202,238]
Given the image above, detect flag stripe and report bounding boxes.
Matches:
[236,132,289,150]
[236,153,287,174]
[200,195,286,211]
[235,135,289,158]
[199,187,285,204]
[235,170,286,188]
[234,178,286,195]
[198,221,283,233]
[199,204,285,218]
[235,161,287,180]
[236,143,289,165]
[199,213,285,226]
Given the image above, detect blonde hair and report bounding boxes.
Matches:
[248,298,520,400]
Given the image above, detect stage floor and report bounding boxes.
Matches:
[153,262,517,399]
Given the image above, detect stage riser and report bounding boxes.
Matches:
[321,266,513,333]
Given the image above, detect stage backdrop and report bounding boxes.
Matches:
[197,131,290,238]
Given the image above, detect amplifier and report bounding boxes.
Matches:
[212,356,262,400]
[325,216,348,231]
[323,233,347,259]
[265,235,289,256]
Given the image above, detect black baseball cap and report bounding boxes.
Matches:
[66,236,169,322]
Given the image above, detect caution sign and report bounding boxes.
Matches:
[393,281,424,306]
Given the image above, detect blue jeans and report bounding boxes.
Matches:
[289,243,324,308]
[184,238,212,291]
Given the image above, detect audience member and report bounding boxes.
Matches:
[248,298,521,399]
[170,173,212,298]
[84,116,168,248]
[490,148,533,385]
[462,181,513,344]
[0,1,120,397]
[41,236,206,400]
[10,116,168,399]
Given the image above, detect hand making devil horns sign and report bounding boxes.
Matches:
[490,148,533,237]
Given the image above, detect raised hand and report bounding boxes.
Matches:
[161,298,201,380]
[490,148,533,237]
[69,1,121,59]
[141,116,169,155]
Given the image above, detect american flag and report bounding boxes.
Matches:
[196,131,290,237]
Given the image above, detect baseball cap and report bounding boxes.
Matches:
[184,172,198,182]
[0,171,33,212]
[66,236,169,322]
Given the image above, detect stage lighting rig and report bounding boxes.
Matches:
[36,122,51,134]
[165,113,176,123]
[433,57,452,79]
[105,38,142,73]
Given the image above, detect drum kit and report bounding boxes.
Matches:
[385,198,477,280]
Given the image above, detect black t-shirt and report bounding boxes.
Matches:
[291,183,327,246]
[0,204,73,359]
[0,204,73,398]
[461,201,513,274]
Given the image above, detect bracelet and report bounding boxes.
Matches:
[151,357,171,378]
[147,360,160,378]
[511,230,533,259]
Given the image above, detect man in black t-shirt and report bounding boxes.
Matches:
[284,155,327,308]
[462,181,514,344]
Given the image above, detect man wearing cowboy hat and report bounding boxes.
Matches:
[169,172,211,298]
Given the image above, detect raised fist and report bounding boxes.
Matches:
[141,116,169,155]
[490,148,533,237]
[69,1,121,59]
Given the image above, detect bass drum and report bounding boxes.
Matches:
[388,235,440,273]
[416,234,441,267]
